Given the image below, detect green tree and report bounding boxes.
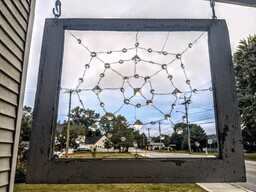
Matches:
[169,123,187,150]
[16,105,33,183]
[70,106,101,137]
[169,133,183,150]
[99,114,135,152]
[20,106,33,141]
[182,124,208,152]
[133,131,147,149]
[172,123,207,152]
[55,124,86,150]
[233,35,256,152]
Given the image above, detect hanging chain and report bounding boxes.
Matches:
[210,0,217,19]
[52,0,62,19]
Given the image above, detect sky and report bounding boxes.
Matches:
[24,0,256,137]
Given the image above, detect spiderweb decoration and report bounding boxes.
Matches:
[60,30,213,132]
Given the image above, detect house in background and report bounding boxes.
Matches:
[82,135,111,152]
[147,142,165,150]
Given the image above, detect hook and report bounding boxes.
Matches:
[52,0,61,18]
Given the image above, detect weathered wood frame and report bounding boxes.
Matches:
[27,19,245,183]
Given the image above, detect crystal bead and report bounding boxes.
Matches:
[106,113,113,121]
[100,102,105,107]
[85,64,90,69]
[120,88,125,92]
[92,86,102,95]
[193,89,198,93]
[134,74,139,78]
[122,48,127,53]
[124,99,130,104]
[136,103,141,108]
[165,114,171,120]
[146,100,153,106]
[168,75,173,80]
[119,60,124,64]
[132,55,141,63]
[134,88,141,96]
[107,133,112,138]
[123,76,129,82]
[176,54,181,59]
[121,137,126,141]
[77,39,81,44]
[148,48,152,53]
[161,64,167,70]
[105,63,110,68]
[144,76,150,82]
[91,52,97,57]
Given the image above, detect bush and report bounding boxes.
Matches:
[15,166,26,183]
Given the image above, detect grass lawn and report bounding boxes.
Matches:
[66,152,142,158]
[14,183,206,192]
[244,153,256,161]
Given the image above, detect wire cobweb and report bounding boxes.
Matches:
[59,30,212,132]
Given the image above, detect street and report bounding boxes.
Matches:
[234,160,256,192]
[129,148,216,158]
[130,148,256,192]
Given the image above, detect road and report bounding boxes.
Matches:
[233,160,256,192]
[130,148,256,192]
[129,148,216,158]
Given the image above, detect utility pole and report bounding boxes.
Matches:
[158,121,162,149]
[182,96,192,154]
[146,128,151,138]
[65,89,74,157]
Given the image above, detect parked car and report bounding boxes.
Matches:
[74,147,92,153]
[53,151,63,159]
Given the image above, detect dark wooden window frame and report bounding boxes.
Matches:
[27,19,245,183]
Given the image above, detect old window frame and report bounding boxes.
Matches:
[27,19,245,183]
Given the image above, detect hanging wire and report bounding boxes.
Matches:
[160,32,170,52]
[210,0,217,19]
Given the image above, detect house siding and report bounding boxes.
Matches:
[0,0,35,191]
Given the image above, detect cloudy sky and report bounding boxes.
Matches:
[24,0,256,136]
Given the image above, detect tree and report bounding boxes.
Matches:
[133,131,147,149]
[99,114,135,152]
[55,124,86,150]
[170,123,187,150]
[169,133,183,150]
[16,105,33,183]
[70,106,101,137]
[20,106,33,141]
[189,124,208,152]
[171,123,208,152]
[233,35,256,152]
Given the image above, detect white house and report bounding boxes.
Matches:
[79,135,111,152]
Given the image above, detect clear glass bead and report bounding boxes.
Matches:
[91,52,97,57]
